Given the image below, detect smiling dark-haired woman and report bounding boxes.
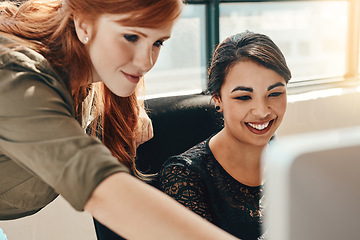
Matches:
[0,0,240,239]
[160,31,291,239]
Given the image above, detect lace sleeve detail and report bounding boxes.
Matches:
[159,157,214,223]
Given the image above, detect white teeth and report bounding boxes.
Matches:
[248,122,270,130]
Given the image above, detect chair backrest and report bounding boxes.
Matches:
[135,93,223,188]
[94,93,223,240]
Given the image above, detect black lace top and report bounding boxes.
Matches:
[159,138,266,240]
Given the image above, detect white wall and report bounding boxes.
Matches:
[0,196,97,240]
[277,86,360,137]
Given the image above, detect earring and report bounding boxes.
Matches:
[215,106,220,111]
[83,36,89,44]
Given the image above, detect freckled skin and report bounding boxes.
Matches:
[86,15,174,97]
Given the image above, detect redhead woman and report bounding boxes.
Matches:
[0,0,239,239]
[160,31,292,239]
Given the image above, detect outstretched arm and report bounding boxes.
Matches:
[85,172,239,240]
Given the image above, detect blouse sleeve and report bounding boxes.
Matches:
[159,156,215,223]
[0,45,129,211]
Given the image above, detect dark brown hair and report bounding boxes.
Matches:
[208,31,291,97]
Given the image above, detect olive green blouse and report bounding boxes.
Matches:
[0,36,129,220]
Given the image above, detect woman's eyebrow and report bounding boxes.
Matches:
[268,82,285,91]
[231,82,285,93]
[114,25,171,40]
[122,28,148,38]
[125,29,171,40]
[231,86,253,93]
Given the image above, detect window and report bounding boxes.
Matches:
[145,0,358,97]
[219,1,348,83]
[145,5,206,97]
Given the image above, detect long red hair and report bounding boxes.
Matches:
[0,0,183,175]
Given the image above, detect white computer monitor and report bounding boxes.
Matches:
[263,126,360,240]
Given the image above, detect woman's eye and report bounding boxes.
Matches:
[235,96,252,101]
[153,40,164,47]
[269,92,284,97]
[124,34,139,42]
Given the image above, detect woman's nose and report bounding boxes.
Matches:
[251,99,271,118]
[133,46,154,72]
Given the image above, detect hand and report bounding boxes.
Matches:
[135,106,154,148]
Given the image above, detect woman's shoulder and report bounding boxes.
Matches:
[0,34,74,116]
[181,140,209,161]
[161,139,211,172]
[0,34,71,99]
[0,34,58,79]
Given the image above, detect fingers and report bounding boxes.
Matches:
[135,107,154,148]
[140,117,154,143]
[148,119,154,139]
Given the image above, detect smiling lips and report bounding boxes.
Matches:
[122,71,141,84]
[245,120,274,135]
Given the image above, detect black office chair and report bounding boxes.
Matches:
[94,93,223,240]
[136,93,223,188]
